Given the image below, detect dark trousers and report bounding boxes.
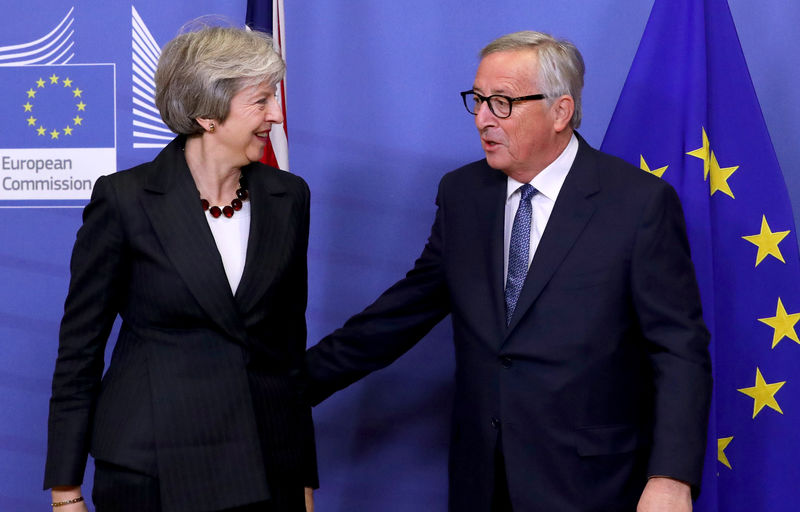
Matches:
[491,442,513,512]
[93,460,274,512]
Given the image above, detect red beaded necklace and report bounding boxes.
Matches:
[200,178,249,219]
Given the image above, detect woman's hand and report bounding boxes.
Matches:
[51,486,88,511]
[52,502,88,512]
[304,486,314,512]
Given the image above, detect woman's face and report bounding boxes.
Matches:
[213,81,283,166]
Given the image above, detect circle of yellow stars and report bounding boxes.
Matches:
[23,73,86,140]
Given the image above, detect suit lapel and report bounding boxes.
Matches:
[506,137,601,334]
[475,164,512,336]
[140,138,248,342]
[234,164,291,314]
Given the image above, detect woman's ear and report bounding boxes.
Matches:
[196,117,217,133]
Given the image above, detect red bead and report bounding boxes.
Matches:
[201,184,248,219]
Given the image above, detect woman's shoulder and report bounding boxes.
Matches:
[99,157,157,186]
[101,137,185,188]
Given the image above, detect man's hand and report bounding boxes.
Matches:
[637,477,692,512]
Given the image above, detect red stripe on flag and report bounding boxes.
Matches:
[260,140,279,167]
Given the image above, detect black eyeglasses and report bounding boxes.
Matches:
[460,90,547,118]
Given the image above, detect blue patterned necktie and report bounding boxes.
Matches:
[505,184,536,325]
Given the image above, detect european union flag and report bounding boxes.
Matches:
[602,0,800,510]
[0,64,114,149]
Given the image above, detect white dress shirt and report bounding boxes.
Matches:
[206,201,251,295]
[503,134,579,283]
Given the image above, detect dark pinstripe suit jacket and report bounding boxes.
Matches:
[44,137,317,512]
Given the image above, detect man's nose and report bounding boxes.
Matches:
[474,101,496,129]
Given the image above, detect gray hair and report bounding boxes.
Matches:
[155,24,285,135]
[481,31,585,129]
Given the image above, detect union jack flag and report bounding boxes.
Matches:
[247,0,289,170]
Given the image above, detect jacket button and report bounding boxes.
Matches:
[490,417,501,429]
[501,356,513,368]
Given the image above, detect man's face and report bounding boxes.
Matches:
[472,49,562,178]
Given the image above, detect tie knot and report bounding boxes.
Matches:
[519,183,536,202]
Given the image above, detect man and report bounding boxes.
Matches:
[306,31,711,511]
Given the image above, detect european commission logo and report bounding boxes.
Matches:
[0,7,117,202]
[3,65,115,149]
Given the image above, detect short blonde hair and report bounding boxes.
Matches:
[155,25,285,134]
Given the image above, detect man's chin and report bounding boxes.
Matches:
[484,154,509,173]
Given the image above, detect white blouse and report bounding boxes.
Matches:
[205,201,251,295]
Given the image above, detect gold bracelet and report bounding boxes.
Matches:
[51,496,84,507]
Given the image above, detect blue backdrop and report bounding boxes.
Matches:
[1,1,798,510]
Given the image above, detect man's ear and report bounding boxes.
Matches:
[552,95,575,132]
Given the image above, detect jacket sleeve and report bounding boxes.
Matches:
[630,181,712,494]
[304,181,451,405]
[43,175,127,489]
[297,180,320,488]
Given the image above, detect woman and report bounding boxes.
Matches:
[44,24,317,511]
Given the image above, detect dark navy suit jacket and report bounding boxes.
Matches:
[306,135,712,511]
[45,137,317,512]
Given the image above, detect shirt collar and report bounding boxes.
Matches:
[506,133,579,201]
